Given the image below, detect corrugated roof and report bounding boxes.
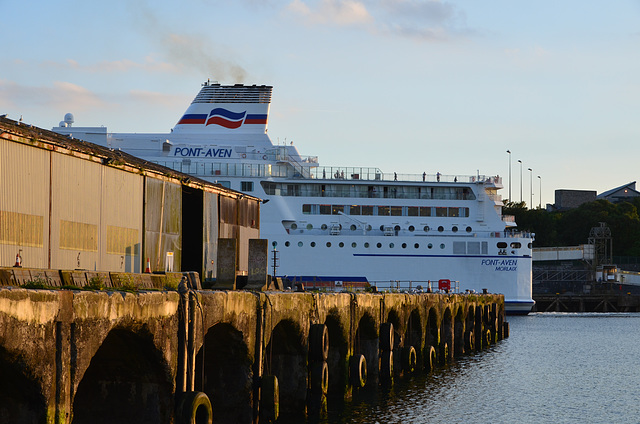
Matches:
[0,115,261,202]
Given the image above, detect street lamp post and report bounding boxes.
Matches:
[528,168,533,209]
[506,150,511,202]
[538,175,542,209]
[518,160,523,203]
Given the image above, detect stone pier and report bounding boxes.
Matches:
[0,283,507,423]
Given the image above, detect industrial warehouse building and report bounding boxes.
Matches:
[0,116,262,283]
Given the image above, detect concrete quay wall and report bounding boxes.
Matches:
[0,287,507,424]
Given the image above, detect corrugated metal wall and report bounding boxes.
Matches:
[144,178,182,273]
[50,153,102,270]
[0,139,50,268]
[101,166,143,273]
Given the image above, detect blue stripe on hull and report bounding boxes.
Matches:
[353,254,531,259]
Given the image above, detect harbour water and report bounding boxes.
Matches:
[318,313,640,424]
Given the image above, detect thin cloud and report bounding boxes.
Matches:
[286,0,374,26]
[379,0,457,25]
[285,0,470,40]
[39,56,182,74]
[0,80,106,110]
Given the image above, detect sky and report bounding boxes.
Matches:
[2,0,640,208]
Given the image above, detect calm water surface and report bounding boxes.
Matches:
[320,313,640,424]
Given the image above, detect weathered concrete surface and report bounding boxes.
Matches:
[0,287,505,424]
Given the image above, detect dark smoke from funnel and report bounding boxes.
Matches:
[132,1,247,83]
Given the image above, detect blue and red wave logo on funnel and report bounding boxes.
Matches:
[177,108,267,128]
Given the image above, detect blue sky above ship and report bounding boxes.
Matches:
[2,0,640,208]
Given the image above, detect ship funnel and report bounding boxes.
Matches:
[172,83,273,135]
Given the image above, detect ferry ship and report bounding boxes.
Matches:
[52,81,534,314]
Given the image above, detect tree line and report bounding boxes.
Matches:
[503,199,640,257]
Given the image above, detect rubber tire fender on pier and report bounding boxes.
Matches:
[176,391,213,424]
[402,346,417,374]
[503,321,510,338]
[310,361,329,395]
[349,354,367,388]
[485,329,492,346]
[309,324,330,362]
[379,322,394,351]
[465,331,475,352]
[380,351,394,383]
[260,375,280,422]
[425,345,437,372]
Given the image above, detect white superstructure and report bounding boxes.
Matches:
[53,81,534,314]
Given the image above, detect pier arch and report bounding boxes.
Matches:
[324,312,348,401]
[425,307,439,371]
[354,313,377,386]
[263,319,307,419]
[441,307,453,364]
[71,328,173,424]
[403,309,422,374]
[454,308,465,357]
[195,322,253,424]
[465,305,476,352]
[0,345,46,424]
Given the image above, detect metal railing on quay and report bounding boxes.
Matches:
[370,280,462,294]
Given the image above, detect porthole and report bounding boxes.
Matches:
[402,243,407,249]
[424,226,430,232]
[307,223,313,230]
[438,226,444,232]
[380,225,385,231]
[452,226,458,233]
[466,226,472,233]
[365,225,372,231]
[394,225,401,232]
[364,242,370,248]
[377,243,382,248]
[510,242,522,249]
[440,243,445,249]
[528,243,533,249]
[285,241,290,247]
[427,243,433,249]
[311,242,316,247]
[350,224,357,231]
[497,242,508,248]
[272,241,277,247]
[339,242,344,248]
[352,242,357,248]
[298,241,303,247]
[321,224,327,230]
[290,223,297,230]
[389,243,395,248]
[408,225,415,232]
[414,243,420,249]
[326,242,332,247]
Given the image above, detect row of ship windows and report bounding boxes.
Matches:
[276,240,449,249]
[262,182,476,200]
[272,240,529,250]
[302,204,470,217]
[290,223,473,233]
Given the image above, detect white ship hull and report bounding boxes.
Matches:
[52,81,535,314]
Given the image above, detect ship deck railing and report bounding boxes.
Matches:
[153,159,502,186]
